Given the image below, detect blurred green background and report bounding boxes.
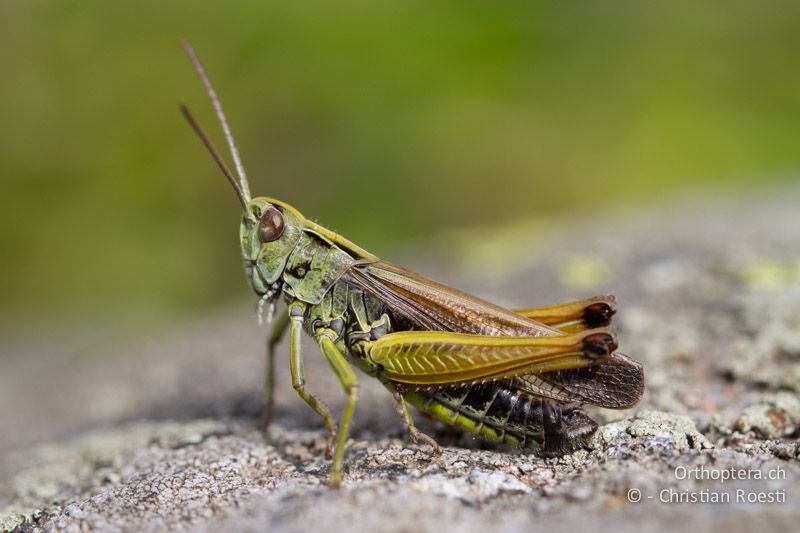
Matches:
[2,0,799,329]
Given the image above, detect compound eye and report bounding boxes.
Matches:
[258,207,285,242]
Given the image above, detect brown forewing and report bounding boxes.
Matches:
[344,260,644,408]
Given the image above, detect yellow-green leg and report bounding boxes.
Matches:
[317,328,359,487]
[288,302,338,458]
[262,309,290,431]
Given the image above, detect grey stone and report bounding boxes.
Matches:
[2,191,800,532]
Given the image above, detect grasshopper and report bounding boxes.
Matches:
[179,41,644,486]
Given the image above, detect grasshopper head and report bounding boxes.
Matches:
[178,42,299,302]
[180,41,328,308]
[240,197,305,297]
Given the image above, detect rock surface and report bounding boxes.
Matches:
[2,192,799,532]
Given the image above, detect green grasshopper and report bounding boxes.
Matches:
[180,41,644,486]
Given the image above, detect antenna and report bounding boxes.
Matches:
[179,103,248,209]
[181,39,252,201]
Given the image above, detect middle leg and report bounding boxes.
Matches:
[316,328,360,487]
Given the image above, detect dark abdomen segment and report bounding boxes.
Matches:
[405,381,598,455]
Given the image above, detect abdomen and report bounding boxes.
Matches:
[404,381,597,455]
[340,280,598,455]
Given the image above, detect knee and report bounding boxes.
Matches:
[346,382,360,399]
